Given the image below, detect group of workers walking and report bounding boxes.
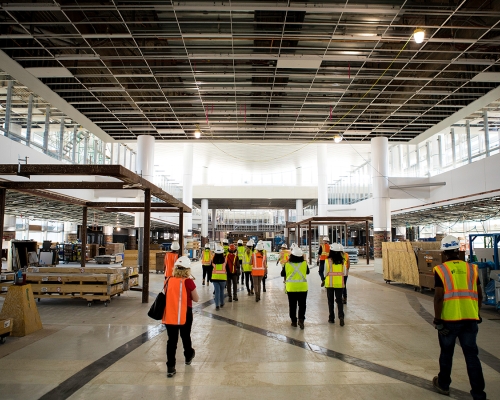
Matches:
[159,233,486,400]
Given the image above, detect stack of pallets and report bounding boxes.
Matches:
[0,272,15,296]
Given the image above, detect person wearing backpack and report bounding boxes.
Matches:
[281,246,309,329]
[211,246,227,310]
[163,256,199,378]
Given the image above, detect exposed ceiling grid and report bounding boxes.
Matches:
[0,0,498,142]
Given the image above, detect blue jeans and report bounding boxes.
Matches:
[213,280,226,307]
[437,321,486,400]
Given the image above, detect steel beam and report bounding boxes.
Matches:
[103,208,179,213]
[0,189,5,248]
[81,206,87,268]
[0,182,125,190]
[142,188,151,304]
[87,202,174,208]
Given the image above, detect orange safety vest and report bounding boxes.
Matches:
[252,252,266,276]
[226,253,238,274]
[319,243,330,260]
[164,252,178,278]
[162,277,187,325]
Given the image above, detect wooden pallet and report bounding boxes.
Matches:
[0,282,14,296]
[30,282,123,296]
[25,272,123,285]
[27,266,127,275]
[124,275,139,290]
[0,318,13,343]
[0,272,15,282]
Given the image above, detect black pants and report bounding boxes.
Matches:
[165,308,194,368]
[326,288,344,320]
[318,259,325,281]
[263,275,266,290]
[287,291,307,322]
[227,273,239,298]
[202,265,212,282]
[343,276,348,298]
[244,271,254,291]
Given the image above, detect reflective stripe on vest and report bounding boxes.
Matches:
[226,253,238,274]
[279,250,291,265]
[242,251,253,272]
[434,261,479,321]
[319,243,330,260]
[162,277,187,325]
[212,261,227,280]
[237,246,245,260]
[252,252,265,276]
[324,258,344,288]
[223,245,229,256]
[164,252,178,278]
[285,261,308,292]
[202,250,211,265]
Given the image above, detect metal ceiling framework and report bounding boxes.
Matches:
[0,0,499,143]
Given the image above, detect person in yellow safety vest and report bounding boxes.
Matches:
[222,238,229,256]
[201,243,213,286]
[432,235,486,399]
[338,244,351,304]
[324,243,346,326]
[211,246,227,311]
[251,242,268,302]
[242,241,254,295]
[237,239,246,285]
[281,246,309,329]
[164,241,180,278]
[277,243,291,283]
[256,240,268,292]
[316,237,330,287]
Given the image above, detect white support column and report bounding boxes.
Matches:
[117,143,121,166]
[135,135,155,229]
[72,126,77,163]
[109,142,114,165]
[438,135,443,170]
[26,94,33,145]
[451,128,456,166]
[124,146,128,169]
[201,199,209,242]
[484,111,490,157]
[58,117,65,160]
[466,120,472,163]
[83,133,89,164]
[4,80,13,138]
[371,137,391,273]
[317,144,328,236]
[183,143,193,237]
[296,199,303,222]
[426,141,431,175]
[43,105,50,154]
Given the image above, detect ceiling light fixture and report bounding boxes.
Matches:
[333,135,343,143]
[194,129,201,139]
[413,28,425,44]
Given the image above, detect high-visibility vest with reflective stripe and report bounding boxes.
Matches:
[202,249,212,265]
[237,245,245,261]
[162,277,187,325]
[223,245,229,256]
[164,252,178,278]
[319,244,330,260]
[279,250,291,265]
[226,253,238,274]
[242,251,253,272]
[252,252,266,276]
[434,261,479,321]
[212,261,227,280]
[285,261,308,292]
[324,258,345,288]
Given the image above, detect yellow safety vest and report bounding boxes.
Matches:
[242,251,253,272]
[324,258,345,288]
[212,261,227,281]
[279,250,291,265]
[223,245,229,256]
[237,245,245,261]
[434,261,479,322]
[285,261,308,292]
[202,250,211,265]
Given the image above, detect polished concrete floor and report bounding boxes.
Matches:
[0,261,499,400]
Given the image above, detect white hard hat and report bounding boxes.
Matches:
[256,242,264,251]
[174,256,191,269]
[248,239,255,245]
[323,237,330,242]
[214,246,224,254]
[246,240,253,247]
[331,243,343,252]
[337,243,344,251]
[290,243,296,249]
[441,235,460,250]
[291,246,303,257]
[257,240,263,244]
[171,242,180,251]
[222,239,229,244]
[237,239,243,244]
[281,243,288,249]
[204,243,210,249]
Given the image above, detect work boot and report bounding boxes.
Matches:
[321,281,325,287]
[234,296,238,301]
[247,290,251,295]
[339,318,345,327]
[263,287,266,292]
[202,279,205,286]
[167,367,176,377]
[250,289,254,295]
[342,297,347,304]
[432,376,450,396]
[291,321,298,327]
[185,349,195,365]
[298,320,304,329]
[228,297,232,302]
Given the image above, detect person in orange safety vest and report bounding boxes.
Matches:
[317,237,330,287]
[251,242,268,302]
[164,241,180,278]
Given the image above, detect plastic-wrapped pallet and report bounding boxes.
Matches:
[344,247,358,264]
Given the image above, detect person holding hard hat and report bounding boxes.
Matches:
[281,246,309,329]
[222,238,230,256]
[201,243,213,286]
[163,256,199,378]
[164,241,180,278]
[237,239,246,285]
[226,244,240,302]
[211,246,227,310]
[317,237,330,287]
[324,243,347,326]
[242,241,254,295]
[252,242,268,302]
[432,235,486,399]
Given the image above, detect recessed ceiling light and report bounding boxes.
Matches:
[341,51,361,55]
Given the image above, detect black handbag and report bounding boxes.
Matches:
[148,280,168,320]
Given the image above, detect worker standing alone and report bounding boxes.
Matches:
[281,246,309,329]
[432,235,486,399]
[226,244,240,302]
[252,242,267,302]
[211,246,227,310]
[201,243,213,286]
[237,239,245,285]
[324,243,346,326]
[316,237,330,287]
[164,241,180,278]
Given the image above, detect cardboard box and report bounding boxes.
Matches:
[419,273,435,289]
[417,250,465,274]
[105,243,125,255]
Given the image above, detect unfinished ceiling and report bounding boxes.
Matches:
[0,0,499,142]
